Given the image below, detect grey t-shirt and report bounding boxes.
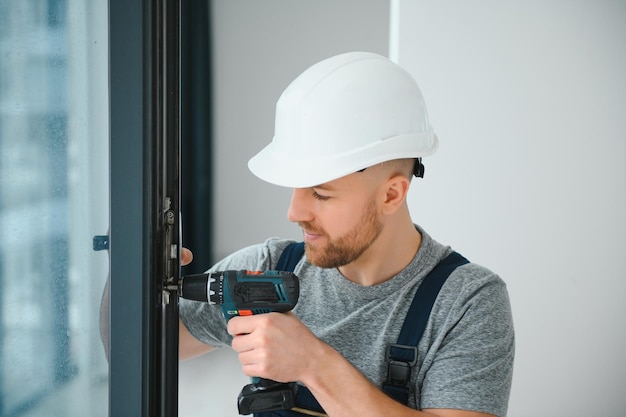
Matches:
[180,226,514,416]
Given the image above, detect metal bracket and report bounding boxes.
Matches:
[93,235,110,251]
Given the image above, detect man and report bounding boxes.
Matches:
[179,52,514,417]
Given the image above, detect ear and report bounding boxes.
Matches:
[381,174,410,215]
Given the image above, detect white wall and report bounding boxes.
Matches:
[182,2,626,416]
[209,0,391,261]
[179,2,389,416]
[393,1,626,416]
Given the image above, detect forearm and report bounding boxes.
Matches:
[302,344,495,417]
[179,319,215,360]
[302,345,425,417]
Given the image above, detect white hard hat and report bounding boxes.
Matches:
[248,51,438,188]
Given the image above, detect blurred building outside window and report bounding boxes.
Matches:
[0,1,109,416]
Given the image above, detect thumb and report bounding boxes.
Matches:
[181,247,194,266]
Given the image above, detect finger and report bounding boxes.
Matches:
[235,343,270,372]
[240,359,268,378]
[227,315,257,337]
[181,247,193,266]
[230,333,255,354]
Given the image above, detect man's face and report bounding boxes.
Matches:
[287,173,383,268]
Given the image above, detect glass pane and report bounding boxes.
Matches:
[0,1,109,416]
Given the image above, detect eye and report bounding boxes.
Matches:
[312,190,331,201]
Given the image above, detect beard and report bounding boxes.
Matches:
[301,200,383,268]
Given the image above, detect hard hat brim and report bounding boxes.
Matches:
[248,132,438,188]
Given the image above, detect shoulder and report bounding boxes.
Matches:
[446,260,510,305]
[432,258,514,343]
[414,227,511,313]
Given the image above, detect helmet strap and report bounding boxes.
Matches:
[413,158,425,178]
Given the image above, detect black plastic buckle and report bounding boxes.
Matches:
[385,344,418,387]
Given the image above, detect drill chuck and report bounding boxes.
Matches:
[178,272,223,304]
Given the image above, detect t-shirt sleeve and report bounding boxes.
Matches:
[179,238,294,348]
[419,265,515,417]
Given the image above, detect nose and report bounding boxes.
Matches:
[287,188,313,223]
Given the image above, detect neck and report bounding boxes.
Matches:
[338,218,421,286]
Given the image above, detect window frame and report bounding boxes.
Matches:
[108,0,181,415]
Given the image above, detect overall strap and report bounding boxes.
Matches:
[383,251,469,405]
[276,242,305,272]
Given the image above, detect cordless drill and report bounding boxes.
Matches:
[178,270,300,415]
